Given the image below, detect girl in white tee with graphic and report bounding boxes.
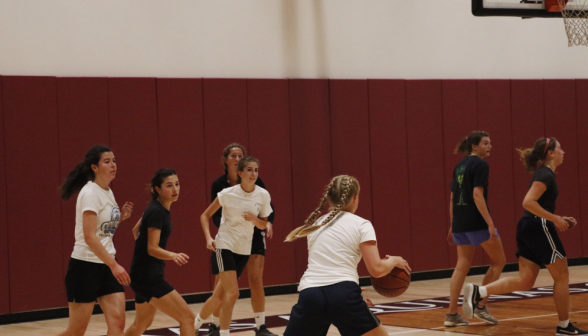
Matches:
[57,145,134,336]
[284,175,411,336]
[195,157,273,336]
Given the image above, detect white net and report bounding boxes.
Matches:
[558,0,588,46]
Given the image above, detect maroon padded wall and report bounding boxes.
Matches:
[289,79,332,280]
[2,77,588,314]
[107,78,160,298]
[511,80,545,221]
[0,77,9,314]
[405,81,449,271]
[156,78,210,293]
[2,76,65,312]
[246,79,297,286]
[477,80,518,263]
[367,80,412,264]
[441,80,484,267]
[202,79,249,287]
[56,78,111,277]
[577,79,588,255]
[544,80,582,257]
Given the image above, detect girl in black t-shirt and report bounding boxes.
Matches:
[125,169,195,336]
[463,138,587,336]
[445,131,506,327]
[204,143,278,336]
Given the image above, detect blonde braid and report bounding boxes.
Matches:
[285,176,353,242]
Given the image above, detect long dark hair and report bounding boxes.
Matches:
[150,168,177,200]
[454,131,490,156]
[60,145,112,200]
[517,137,557,172]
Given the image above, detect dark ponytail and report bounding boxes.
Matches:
[60,145,112,200]
[454,131,490,156]
[517,137,556,172]
[150,168,177,200]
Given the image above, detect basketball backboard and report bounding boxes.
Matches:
[472,0,562,17]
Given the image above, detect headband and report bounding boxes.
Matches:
[543,137,551,157]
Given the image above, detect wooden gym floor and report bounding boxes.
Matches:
[1,265,588,336]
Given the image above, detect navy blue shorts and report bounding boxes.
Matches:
[453,228,500,247]
[284,281,380,336]
[516,216,566,266]
[251,227,266,256]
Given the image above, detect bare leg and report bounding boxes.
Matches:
[545,257,569,321]
[97,292,126,336]
[149,290,196,336]
[199,278,226,320]
[448,245,475,314]
[247,254,265,313]
[217,271,240,330]
[123,302,157,336]
[478,237,506,307]
[211,275,221,320]
[56,302,95,336]
[485,256,540,295]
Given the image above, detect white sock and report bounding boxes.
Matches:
[220,330,230,335]
[195,314,205,330]
[559,319,570,328]
[255,312,265,329]
[212,315,220,327]
[478,286,488,298]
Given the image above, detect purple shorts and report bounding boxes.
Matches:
[453,229,499,247]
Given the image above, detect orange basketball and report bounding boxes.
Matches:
[371,267,411,297]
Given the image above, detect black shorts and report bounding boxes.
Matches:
[65,258,125,303]
[251,227,266,256]
[130,276,174,304]
[516,216,566,266]
[211,249,250,279]
[284,281,380,336]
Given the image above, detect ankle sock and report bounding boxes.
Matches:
[195,314,205,330]
[212,315,220,327]
[559,320,570,328]
[478,286,488,298]
[255,312,265,329]
[220,330,230,335]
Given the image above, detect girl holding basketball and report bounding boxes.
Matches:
[463,137,587,336]
[57,145,134,336]
[124,169,195,336]
[445,131,506,327]
[205,143,277,336]
[284,175,410,336]
[194,156,273,336]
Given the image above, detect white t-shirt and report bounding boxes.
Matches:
[71,181,121,263]
[298,211,377,291]
[215,184,273,255]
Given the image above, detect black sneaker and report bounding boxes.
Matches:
[462,284,482,319]
[557,322,588,335]
[254,325,278,336]
[203,324,220,336]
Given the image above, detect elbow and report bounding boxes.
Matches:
[147,246,156,257]
[522,199,532,211]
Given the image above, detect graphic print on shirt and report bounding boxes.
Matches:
[455,165,467,205]
[99,205,121,237]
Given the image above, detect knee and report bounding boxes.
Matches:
[491,257,506,270]
[519,276,535,290]
[108,314,126,332]
[248,274,263,288]
[225,289,240,303]
[179,310,195,326]
[553,269,570,284]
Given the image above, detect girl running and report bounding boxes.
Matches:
[206,143,276,336]
[445,131,506,327]
[125,169,195,336]
[195,156,273,336]
[283,175,411,336]
[463,137,587,336]
[57,145,134,336]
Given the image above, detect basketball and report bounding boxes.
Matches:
[371,267,411,297]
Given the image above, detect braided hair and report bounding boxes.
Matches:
[285,175,360,242]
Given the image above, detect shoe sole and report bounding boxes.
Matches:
[444,321,469,327]
[463,284,474,319]
[473,314,498,325]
